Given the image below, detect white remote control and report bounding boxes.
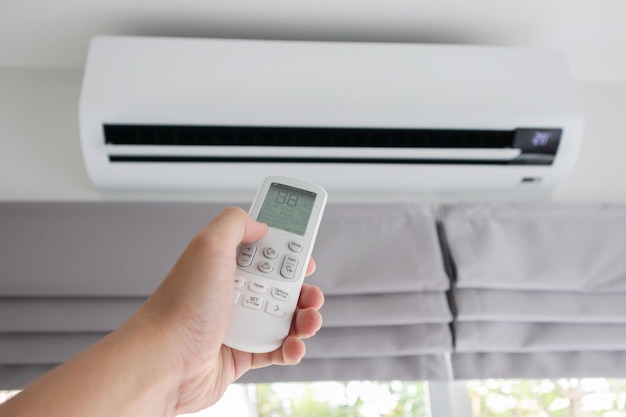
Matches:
[224,176,328,353]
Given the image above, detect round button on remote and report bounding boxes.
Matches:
[263,247,278,259]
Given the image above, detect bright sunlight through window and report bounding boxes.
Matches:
[6,379,626,416]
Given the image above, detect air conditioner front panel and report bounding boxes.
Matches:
[88,162,558,195]
[79,36,583,196]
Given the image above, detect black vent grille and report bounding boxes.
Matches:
[103,124,561,165]
[104,125,515,149]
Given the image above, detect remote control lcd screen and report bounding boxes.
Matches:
[257,183,316,236]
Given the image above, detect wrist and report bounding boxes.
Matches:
[1,306,185,417]
[109,309,187,416]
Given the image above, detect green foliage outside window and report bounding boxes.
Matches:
[253,379,626,417]
[254,381,430,417]
[467,379,626,417]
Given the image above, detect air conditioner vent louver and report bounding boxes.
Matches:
[104,125,515,149]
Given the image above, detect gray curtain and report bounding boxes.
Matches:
[3,202,626,388]
[0,203,452,388]
[439,204,626,379]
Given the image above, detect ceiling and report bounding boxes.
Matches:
[2,0,626,82]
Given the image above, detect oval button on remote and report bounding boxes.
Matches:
[280,256,298,279]
[272,288,290,302]
[288,240,303,253]
[250,281,268,293]
[237,244,256,267]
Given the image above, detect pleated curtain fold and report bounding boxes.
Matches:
[0,203,453,388]
[440,204,626,379]
[3,202,626,388]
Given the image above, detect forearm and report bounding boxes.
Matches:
[0,314,181,417]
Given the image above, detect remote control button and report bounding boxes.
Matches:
[272,288,290,302]
[263,247,279,259]
[258,262,273,273]
[243,295,263,310]
[249,281,268,293]
[288,240,303,253]
[281,255,298,279]
[234,292,241,304]
[266,302,286,317]
[237,244,256,267]
[234,277,245,288]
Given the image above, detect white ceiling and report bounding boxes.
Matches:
[2,0,626,82]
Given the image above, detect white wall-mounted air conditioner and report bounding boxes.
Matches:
[79,36,583,196]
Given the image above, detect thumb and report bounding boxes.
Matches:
[152,207,267,311]
[200,206,268,252]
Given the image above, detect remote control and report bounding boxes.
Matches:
[224,176,328,353]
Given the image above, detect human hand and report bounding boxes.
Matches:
[135,206,324,414]
[0,207,323,417]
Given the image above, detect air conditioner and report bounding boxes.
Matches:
[79,36,583,197]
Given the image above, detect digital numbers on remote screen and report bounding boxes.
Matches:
[257,183,316,236]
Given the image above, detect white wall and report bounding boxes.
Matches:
[552,81,626,203]
[1,68,625,203]
[0,69,97,201]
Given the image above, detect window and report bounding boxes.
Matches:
[0,391,19,404]
[180,381,431,417]
[181,379,626,417]
[5,380,626,416]
[467,379,626,417]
